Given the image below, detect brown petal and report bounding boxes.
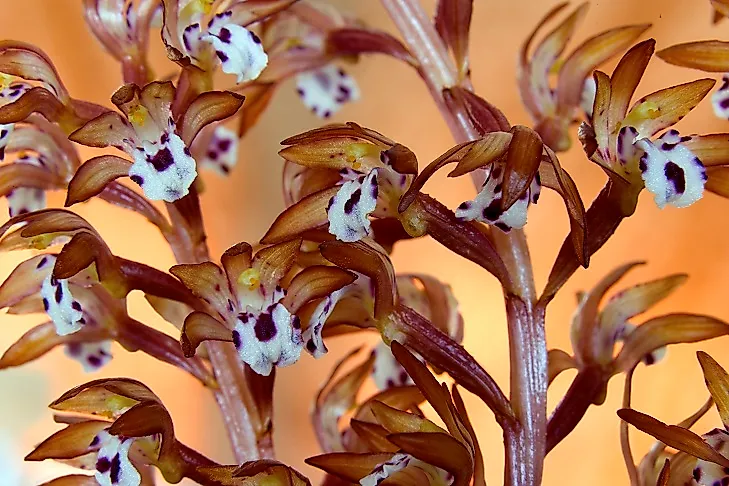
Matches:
[442,87,510,135]
[65,155,133,206]
[387,432,473,486]
[370,400,444,435]
[613,314,729,373]
[108,401,174,458]
[232,459,310,486]
[170,261,232,318]
[591,71,612,153]
[281,265,356,314]
[261,186,339,245]
[656,458,670,486]
[26,421,109,461]
[0,87,69,125]
[556,24,650,113]
[279,137,381,172]
[0,255,49,309]
[547,349,576,385]
[54,232,125,296]
[617,409,729,467]
[236,82,277,138]
[696,351,729,430]
[314,348,374,452]
[349,420,399,452]
[0,41,68,98]
[684,134,729,167]
[326,28,416,66]
[179,91,245,146]
[221,241,253,291]
[0,322,107,370]
[68,111,135,148]
[452,386,485,486]
[626,79,716,138]
[39,475,100,486]
[447,132,513,178]
[434,0,473,77]
[253,238,302,292]
[282,122,395,148]
[608,39,656,142]
[500,125,543,210]
[657,41,729,72]
[320,240,396,320]
[382,144,418,175]
[51,378,160,418]
[180,311,233,357]
[0,162,61,197]
[305,452,396,483]
[354,386,425,424]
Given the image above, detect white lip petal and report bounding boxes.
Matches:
[327,169,379,242]
[372,341,412,390]
[580,76,597,118]
[303,288,347,358]
[203,20,268,84]
[295,64,360,119]
[200,125,238,176]
[712,75,729,120]
[94,430,142,486]
[65,341,113,372]
[128,130,197,202]
[635,130,706,209]
[7,186,45,218]
[41,274,84,336]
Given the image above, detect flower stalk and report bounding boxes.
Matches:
[380,0,547,484]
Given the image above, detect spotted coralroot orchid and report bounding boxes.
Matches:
[546,262,729,452]
[618,353,729,486]
[308,342,484,486]
[262,123,418,244]
[172,240,357,376]
[518,2,649,151]
[160,0,280,83]
[83,0,161,85]
[68,81,244,202]
[0,209,215,386]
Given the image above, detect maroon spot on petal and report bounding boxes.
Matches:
[42,298,49,311]
[323,110,332,119]
[292,316,301,329]
[399,370,408,384]
[254,312,277,342]
[67,343,82,357]
[148,147,174,171]
[216,50,229,62]
[36,256,48,269]
[72,301,82,311]
[54,283,63,303]
[306,339,317,352]
[482,199,502,221]
[386,378,395,388]
[88,355,103,367]
[110,453,121,483]
[296,88,305,97]
[218,139,231,152]
[720,98,729,110]
[250,31,262,44]
[96,457,111,473]
[491,166,502,179]
[218,27,231,43]
[232,329,241,349]
[495,222,511,232]
[493,183,502,193]
[457,201,470,210]
[343,188,361,214]
[238,313,250,324]
[664,161,686,194]
[160,132,169,144]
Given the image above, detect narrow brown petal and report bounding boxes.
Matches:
[349,420,399,452]
[684,134,729,167]
[0,322,107,370]
[98,182,172,233]
[434,0,474,77]
[179,91,245,146]
[547,349,577,385]
[0,256,57,308]
[370,400,444,434]
[452,386,485,486]
[388,432,473,486]
[68,111,135,148]
[234,82,276,137]
[281,123,394,148]
[39,475,100,486]
[613,314,729,374]
[282,266,356,314]
[305,452,395,483]
[253,238,302,292]
[170,261,232,316]
[54,232,125,295]
[314,348,374,452]
[0,163,61,197]
[591,71,612,152]
[232,459,310,486]
[279,138,381,172]
[118,318,217,387]
[0,87,69,125]
[626,79,716,138]
[443,87,510,134]
[707,167,729,198]
[556,24,650,113]
[382,144,418,175]
[354,386,425,424]
[320,240,396,320]
[696,351,729,430]
[326,28,417,66]
[447,132,513,178]
[65,155,133,206]
[501,125,543,210]
[261,186,339,245]
[608,39,656,140]
[108,401,174,457]
[617,409,729,467]
[657,41,729,72]
[181,311,233,357]
[50,378,159,418]
[656,459,670,486]
[220,242,253,290]
[0,41,68,98]
[26,421,109,461]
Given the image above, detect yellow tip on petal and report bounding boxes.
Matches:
[0,73,14,90]
[128,104,149,127]
[619,101,660,131]
[345,143,379,167]
[238,267,261,291]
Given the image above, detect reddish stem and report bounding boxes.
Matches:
[379,1,547,484]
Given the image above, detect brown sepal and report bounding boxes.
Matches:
[500,125,543,210]
[181,311,234,357]
[281,265,356,314]
[65,155,133,206]
[326,28,417,66]
[443,87,510,134]
[434,0,474,79]
[179,91,245,146]
[696,351,729,430]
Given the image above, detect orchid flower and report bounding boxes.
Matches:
[68,81,243,202]
[308,342,484,486]
[619,353,729,486]
[82,0,162,84]
[172,240,356,376]
[546,262,729,452]
[577,39,716,210]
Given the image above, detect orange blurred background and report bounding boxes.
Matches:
[1,0,728,484]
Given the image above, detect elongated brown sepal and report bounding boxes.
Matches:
[305,452,395,483]
[108,401,175,458]
[26,421,109,461]
[452,386,486,486]
[282,266,356,314]
[0,163,61,197]
[349,420,399,452]
[261,186,339,245]
[613,314,729,374]
[50,378,161,418]
[65,155,132,206]
[443,87,510,134]
[696,352,729,429]
[233,459,311,485]
[370,400,444,435]
[179,91,244,145]
[656,459,670,486]
[388,432,472,486]
[254,238,302,291]
[618,409,729,467]
[434,0,473,78]
[320,240,396,320]
[327,28,416,66]
[39,475,100,486]
[657,41,729,72]
[68,111,135,148]
[181,311,233,357]
[501,125,543,210]
[447,133,512,178]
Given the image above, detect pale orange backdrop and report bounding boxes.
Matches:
[0,0,727,485]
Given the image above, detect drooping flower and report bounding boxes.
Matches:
[173,240,355,376]
[68,81,244,202]
[518,3,649,151]
[195,124,239,176]
[160,0,275,83]
[578,39,715,210]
